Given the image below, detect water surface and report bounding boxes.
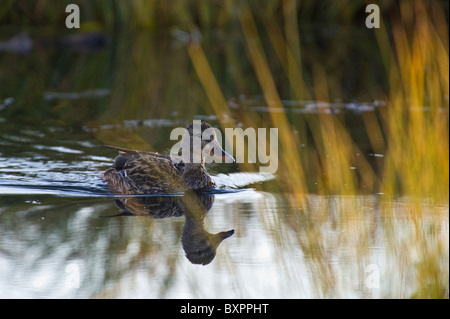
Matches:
[0,124,447,298]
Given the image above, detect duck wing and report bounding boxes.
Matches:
[103,145,186,194]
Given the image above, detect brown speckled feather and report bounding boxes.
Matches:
[102,145,215,194]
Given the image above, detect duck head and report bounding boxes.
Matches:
[181,120,235,165]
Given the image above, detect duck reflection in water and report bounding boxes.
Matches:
[109,190,234,265]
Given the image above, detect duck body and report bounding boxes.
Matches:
[102,146,215,194]
[102,121,234,195]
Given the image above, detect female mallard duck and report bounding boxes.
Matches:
[102,121,234,194]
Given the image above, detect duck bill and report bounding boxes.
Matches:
[218,149,235,163]
[212,229,235,246]
[210,141,235,163]
[219,229,235,239]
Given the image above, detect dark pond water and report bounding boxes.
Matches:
[0,22,448,299]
